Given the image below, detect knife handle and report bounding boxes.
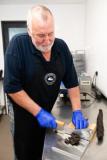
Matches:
[68,122,75,129]
[55,120,65,126]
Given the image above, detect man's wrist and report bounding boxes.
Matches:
[32,105,41,116]
[72,108,81,112]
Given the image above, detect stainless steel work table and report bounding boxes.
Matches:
[42,98,107,160]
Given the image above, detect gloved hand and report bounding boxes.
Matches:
[72,110,88,129]
[35,109,57,129]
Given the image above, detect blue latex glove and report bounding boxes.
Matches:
[35,109,57,128]
[72,110,88,129]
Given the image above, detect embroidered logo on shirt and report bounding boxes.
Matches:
[44,73,56,85]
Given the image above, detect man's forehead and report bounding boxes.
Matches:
[31,16,54,31]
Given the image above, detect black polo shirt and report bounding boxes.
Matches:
[4,33,78,111]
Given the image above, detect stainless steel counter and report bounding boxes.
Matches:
[43,98,107,160]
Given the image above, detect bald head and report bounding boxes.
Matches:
[27,5,55,53]
[27,5,54,31]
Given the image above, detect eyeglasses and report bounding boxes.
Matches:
[28,27,54,40]
[32,32,54,40]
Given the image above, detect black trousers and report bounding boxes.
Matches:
[14,107,46,160]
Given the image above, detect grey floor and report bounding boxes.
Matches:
[0,97,107,160]
[0,115,14,160]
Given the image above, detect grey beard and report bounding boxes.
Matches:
[34,41,54,53]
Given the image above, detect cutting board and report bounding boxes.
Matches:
[42,123,96,160]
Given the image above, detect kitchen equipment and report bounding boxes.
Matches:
[43,122,96,160]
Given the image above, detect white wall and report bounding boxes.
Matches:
[0,3,85,70]
[85,0,107,97]
[1,1,107,100]
[0,3,85,106]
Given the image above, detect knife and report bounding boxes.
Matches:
[55,120,75,135]
[55,120,96,141]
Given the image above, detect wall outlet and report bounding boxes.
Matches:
[95,71,98,76]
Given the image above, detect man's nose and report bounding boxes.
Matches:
[44,35,51,44]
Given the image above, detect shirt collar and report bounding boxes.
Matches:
[29,37,41,55]
[29,37,60,57]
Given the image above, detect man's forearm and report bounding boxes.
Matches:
[8,90,41,116]
[68,86,81,111]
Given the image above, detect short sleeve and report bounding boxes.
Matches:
[4,36,23,93]
[62,42,79,89]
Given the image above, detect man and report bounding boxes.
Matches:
[4,5,88,160]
